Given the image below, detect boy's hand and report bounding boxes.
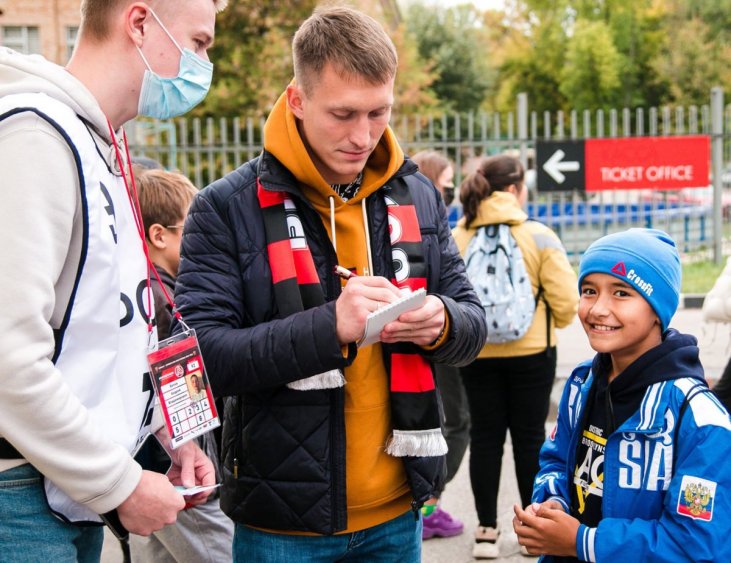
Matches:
[523,499,566,517]
[513,502,579,557]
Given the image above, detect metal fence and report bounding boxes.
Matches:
[126,90,731,262]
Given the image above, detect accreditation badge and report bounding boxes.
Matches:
[147,329,220,449]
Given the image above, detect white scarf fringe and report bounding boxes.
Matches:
[385,428,448,457]
[286,369,345,391]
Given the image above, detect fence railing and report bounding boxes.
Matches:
[127,90,731,262]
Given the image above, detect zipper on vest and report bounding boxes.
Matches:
[330,387,347,532]
[234,397,243,480]
[411,500,421,520]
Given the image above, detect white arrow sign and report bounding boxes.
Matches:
[543,149,580,184]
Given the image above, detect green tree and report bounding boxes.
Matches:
[493,16,568,114]
[596,0,667,108]
[405,3,493,113]
[391,24,441,117]
[559,19,621,110]
[487,0,572,114]
[191,0,317,118]
[652,17,731,106]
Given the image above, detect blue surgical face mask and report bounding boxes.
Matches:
[136,9,213,119]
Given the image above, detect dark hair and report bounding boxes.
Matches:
[460,155,524,228]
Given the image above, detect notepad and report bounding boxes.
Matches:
[357,288,427,347]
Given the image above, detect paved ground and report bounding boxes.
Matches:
[102,306,729,562]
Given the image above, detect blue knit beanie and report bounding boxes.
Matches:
[578,228,681,330]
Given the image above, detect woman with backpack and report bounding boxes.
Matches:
[451,155,578,559]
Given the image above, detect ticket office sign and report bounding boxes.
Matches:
[537,135,710,192]
[584,135,710,191]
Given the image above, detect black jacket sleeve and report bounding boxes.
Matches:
[420,184,486,366]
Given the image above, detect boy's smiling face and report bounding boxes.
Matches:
[579,272,663,378]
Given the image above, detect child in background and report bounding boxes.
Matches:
[515,229,731,562]
[137,169,196,339]
[130,168,234,563]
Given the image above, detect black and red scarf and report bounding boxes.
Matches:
[257,179,446,457]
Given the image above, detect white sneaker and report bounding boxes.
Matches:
[472,526,500,559]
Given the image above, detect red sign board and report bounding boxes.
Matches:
[584,135,710,191]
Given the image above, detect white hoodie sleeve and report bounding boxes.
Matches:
[0,112,141,514]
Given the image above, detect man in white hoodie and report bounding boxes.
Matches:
[0,0,226,559]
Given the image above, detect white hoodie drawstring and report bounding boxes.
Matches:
[362,198,373,276]
[329,196,336,252]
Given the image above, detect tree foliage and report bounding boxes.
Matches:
[404,3,493,113]
[193,0,731,119]
[391,24,441,117]
[493,8,568,113]
[191,0,317,118]
[559,20,621,110]
[652,17,731,107]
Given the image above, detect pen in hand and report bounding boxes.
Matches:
[334,265,358,280]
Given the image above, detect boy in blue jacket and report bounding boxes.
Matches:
[514,229,731,562]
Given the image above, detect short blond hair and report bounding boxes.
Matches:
[292,5,398,95]
[137,169,198,238]
[79,0,227,41]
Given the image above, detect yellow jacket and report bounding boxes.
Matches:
[452,191,578,358]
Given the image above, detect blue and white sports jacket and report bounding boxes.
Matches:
[534,358,731,562]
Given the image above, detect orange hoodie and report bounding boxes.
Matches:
[263,91,413,532]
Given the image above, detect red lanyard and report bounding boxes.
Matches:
[106,120,182,335]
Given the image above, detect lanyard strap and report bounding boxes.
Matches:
[106,120,182,333]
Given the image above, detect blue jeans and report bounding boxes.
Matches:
[0,464,104,562]
[233,511,421,562]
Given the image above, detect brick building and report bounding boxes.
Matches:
[0,0,80,64]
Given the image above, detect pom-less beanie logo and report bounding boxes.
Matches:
[611,261,654,297]
[611,262,626,276]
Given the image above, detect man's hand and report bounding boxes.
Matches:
[117,470,184,536]
[513,502,579,557]
[164,438,216,508]
[335,276,402,344]
[380,295,445,346]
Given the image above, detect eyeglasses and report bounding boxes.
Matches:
[165,225,185,229]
